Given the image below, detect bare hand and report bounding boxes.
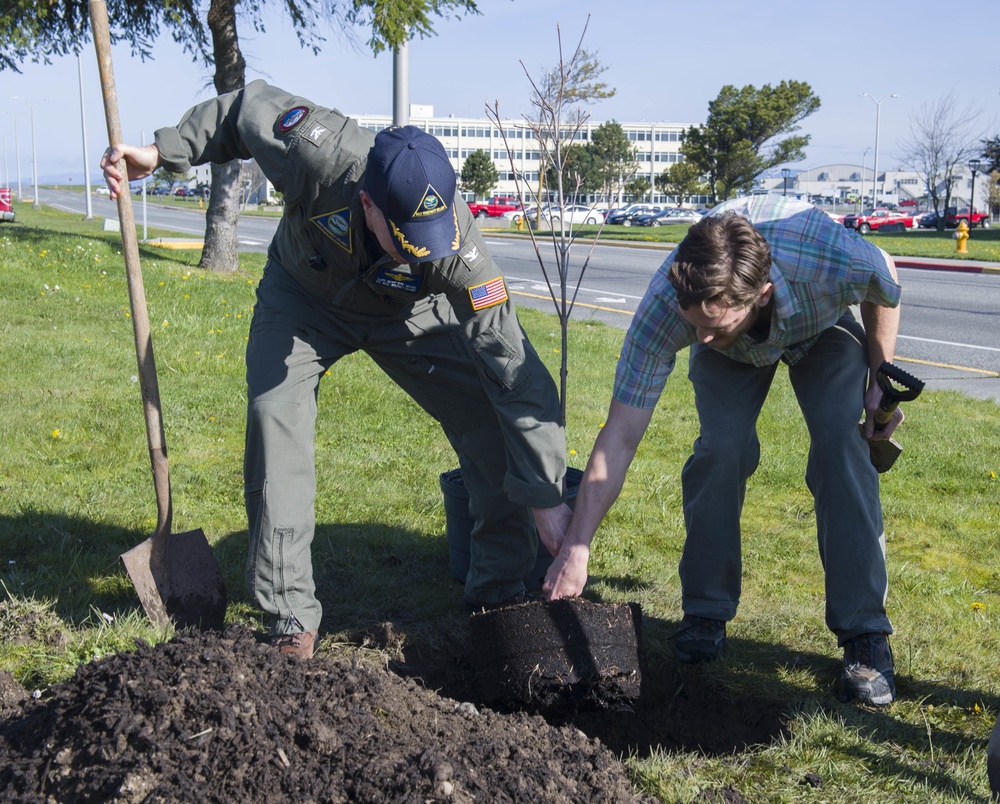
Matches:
[100,143,161,199]
[862,381,904,440]
[541,544,589,600]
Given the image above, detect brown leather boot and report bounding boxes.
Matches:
[269,629,318,660]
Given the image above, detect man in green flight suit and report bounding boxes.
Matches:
[102,81,571,659]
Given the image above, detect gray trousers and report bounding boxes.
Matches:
[244,264,537,635]
[679,312,892,645]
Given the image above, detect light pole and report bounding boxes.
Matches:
[3,112,21,199]
[78,53,94,220]
[11,96,47,209]
[781,167,791,196]
[968,159,981,224]
[860,92,897,208]
[860,146,870,210]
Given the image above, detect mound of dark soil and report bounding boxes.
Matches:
[0,626,655,803]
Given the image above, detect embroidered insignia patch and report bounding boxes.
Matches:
[468,276,508,311]
[310,208,352,254]
[374,268,423,294]
[277,106,310,134]
[412,184,448,218]
[302,123,330,147]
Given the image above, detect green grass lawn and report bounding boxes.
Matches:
[1,201,999,802]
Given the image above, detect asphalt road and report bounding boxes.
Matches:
[35,188,1000,404]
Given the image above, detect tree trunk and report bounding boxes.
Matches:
[200,0,246,272]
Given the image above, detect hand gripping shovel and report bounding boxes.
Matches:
[863,361,925,473]
[89,0,226,629]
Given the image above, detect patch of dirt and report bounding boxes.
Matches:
[0,599,791,803]
[0,626,657,803]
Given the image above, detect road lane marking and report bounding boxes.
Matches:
[510,289,636,316]
[897,334,1000,353]
[895,356,999,377]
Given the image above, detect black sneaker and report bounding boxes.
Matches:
[463,589,534,614]
[839,632,895,705]
[674,615,726,663]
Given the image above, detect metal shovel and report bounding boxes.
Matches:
[89,0,227,630]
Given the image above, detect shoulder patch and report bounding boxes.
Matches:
[310,208,353,254]
[302,122,331,148]
[458,241,486,271]
[468,276,508,311]
[277,106,310,134]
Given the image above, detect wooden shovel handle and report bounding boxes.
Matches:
[89,0,172,539]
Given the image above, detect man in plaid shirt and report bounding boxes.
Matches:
[545,195,906,705]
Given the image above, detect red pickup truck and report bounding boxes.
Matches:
[842,208,917,234]
[945,207,991,228]
[466,197,522,219]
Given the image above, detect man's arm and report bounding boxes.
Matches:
[541,399,656,600]
[860,255,903,440]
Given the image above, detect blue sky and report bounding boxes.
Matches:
[2,0,998,186]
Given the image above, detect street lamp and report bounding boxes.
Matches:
[781,167,791,196]
[11,96,50,209]
[3,112,21,199]
[860,146,870,210]
[78,53,94,220]
[968,158,981,224]
[860,92,898,208]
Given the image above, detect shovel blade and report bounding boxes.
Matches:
[120,528,227,631]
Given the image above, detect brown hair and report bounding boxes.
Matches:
[668,212,772,311]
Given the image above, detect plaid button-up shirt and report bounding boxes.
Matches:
[614,195,902,409]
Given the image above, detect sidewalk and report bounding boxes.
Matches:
[891,255,1000,275]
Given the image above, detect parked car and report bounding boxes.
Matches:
[605,203,665,226]
[94,186,110,196]
[501,205,546,224]
[547,204,603,225]
[918,211,939,228]
[633,207,703,227]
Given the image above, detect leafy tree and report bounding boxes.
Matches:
[151,167,191,194]
[979,135,1000,173]
[545,144,597,200]
[655,159,708,207]
[588,121,636,205]
[624,175,650,201]
[682,80,820,203]
[0,0,479,270]
[460,149,498,199]
[898,95,984,228]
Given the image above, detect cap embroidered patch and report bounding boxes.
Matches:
[468,277,508,311]
[412,184,447,218]
[310,208,352,253]
[277,106,310,133]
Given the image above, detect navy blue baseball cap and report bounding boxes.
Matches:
[365,125,461,262]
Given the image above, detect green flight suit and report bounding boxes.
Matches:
[154,81,566,634]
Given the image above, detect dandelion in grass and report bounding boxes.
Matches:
[972,602,985,613]
[51,429,61,439]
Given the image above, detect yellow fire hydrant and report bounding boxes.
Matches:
[516,216,525,231]
[954,219,969,254]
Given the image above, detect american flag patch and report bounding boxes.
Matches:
[468,276,508,311]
